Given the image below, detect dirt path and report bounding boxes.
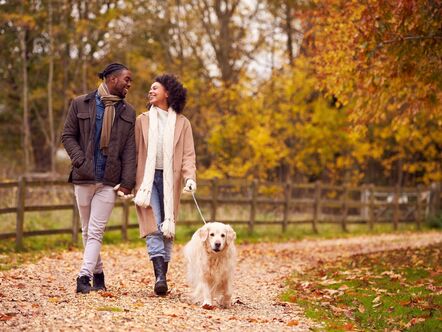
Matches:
[1,231,441,331]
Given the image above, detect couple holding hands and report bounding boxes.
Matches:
[61,63,196,296]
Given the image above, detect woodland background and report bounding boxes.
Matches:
[0,0,441,186]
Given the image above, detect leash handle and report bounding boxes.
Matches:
[192,191,206,224]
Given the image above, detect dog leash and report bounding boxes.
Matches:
[191,191,207,224]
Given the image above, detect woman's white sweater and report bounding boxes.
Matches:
[155,107,169,169]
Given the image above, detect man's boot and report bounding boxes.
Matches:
[92,272,106,291]
[76,275,91,294]
[152,256,168,295]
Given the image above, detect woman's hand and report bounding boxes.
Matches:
[183,179,197,193]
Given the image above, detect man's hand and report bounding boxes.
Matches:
[113,184,134,199]
[183,179,197,193]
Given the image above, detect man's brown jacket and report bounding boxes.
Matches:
[61,90,136,189]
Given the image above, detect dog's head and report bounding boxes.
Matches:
[197,222,236,253]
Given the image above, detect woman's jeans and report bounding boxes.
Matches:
[146,170,173,262]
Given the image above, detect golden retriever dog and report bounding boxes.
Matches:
[183,222,236,308]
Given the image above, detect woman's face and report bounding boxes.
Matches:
[148,82,168,107]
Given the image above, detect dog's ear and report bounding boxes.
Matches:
[197,225,209,242]
[225,224,236,245]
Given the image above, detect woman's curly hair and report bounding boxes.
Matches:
[155,74,187,114]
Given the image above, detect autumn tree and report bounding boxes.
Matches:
[0,0,439,186]
[298,0,442,184]
[305,0,441,120]
[0,0,127,172]
[0,1,37,173]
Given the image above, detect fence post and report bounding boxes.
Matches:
[249,179,257,234]
[121,199,129,241]
[312,181,320,233]
[16,176,26,250]
[341,184,348,232]
[282,182,291,232]
[368,184,375,230]
[72,192,79,244]
[211,178,218,222]
[393,185,400,230]
[416,185,422,230]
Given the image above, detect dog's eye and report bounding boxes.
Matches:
[210,233,215,237]
[221,234,225,238]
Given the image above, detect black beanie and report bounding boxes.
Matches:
[98,63,128,79]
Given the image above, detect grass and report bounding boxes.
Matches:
[281,244,442,331]
[0,219,431,271]
[0,202,436,271]
[96,306,124,312]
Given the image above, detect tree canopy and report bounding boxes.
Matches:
[0,0,440,185]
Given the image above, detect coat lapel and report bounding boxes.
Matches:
[88,93,97,138]
[174,115,184,148]
[141,112,149,148]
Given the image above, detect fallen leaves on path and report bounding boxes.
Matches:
[0,232,441,331]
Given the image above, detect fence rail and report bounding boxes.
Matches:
[0,177,440,249]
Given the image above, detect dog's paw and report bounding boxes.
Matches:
[220,299,232,309]
[201,303,216,310]
[220,295,232,308]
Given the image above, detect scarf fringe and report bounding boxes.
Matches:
[133,188,151,208]
[161,218,175,239]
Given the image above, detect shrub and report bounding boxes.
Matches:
[426,212,442,229]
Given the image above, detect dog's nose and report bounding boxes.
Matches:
[214,242,221,249]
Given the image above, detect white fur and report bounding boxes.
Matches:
[183,222,237,308]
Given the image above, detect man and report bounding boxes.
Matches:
[62,63,136,293]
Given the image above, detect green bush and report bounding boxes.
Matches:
[426,213,442,229]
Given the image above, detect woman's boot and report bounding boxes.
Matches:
[152,256,168,295]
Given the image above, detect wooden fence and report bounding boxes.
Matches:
[0,177,440,249]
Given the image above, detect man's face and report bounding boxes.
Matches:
[108,69,132,98]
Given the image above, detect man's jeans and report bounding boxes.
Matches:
[74,183,116,278]
[146,170,173,262]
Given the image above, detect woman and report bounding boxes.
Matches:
[134,74,196,295]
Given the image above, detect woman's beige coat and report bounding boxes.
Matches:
[135,111,196,237]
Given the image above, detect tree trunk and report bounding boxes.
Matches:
[81,0,88,93]
[397,158,403,187]
[175,0,185,75]
[48,0,55,173]
[284,0,294,66]
[20,28,32,173]
[56,0,73,139]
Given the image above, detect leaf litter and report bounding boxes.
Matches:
[0,231,440,331]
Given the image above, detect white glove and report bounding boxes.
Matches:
[183,179,197,193]
[113,184,134,199]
